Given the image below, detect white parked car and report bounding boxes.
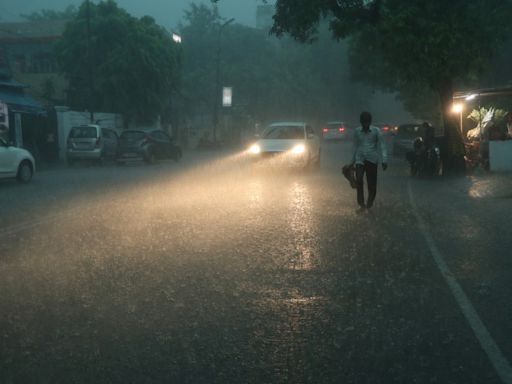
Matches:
[248,122,321,169]
[0,138,36,183]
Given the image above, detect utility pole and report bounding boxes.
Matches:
[86,0,94,123]
[213,18,234,144]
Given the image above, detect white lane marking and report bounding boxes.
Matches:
[408,181,512,384]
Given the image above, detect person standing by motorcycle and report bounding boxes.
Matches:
[351,111,388,211]
[506,112,512,138]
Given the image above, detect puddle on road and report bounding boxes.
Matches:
[287,181,319,271]
[467,176,512,199]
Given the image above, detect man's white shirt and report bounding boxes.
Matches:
[352,125,388,165]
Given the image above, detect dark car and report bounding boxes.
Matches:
[393,123,427,156]
[321,121,352,141]
[117,129,182,164]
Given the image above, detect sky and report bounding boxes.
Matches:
[0,0,270,29]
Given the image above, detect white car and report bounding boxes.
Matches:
[248,122,321,168]
[0,138,36,183]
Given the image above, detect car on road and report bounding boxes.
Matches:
[117,129,182,164]
[0,137,35,183]
[248,121,321,168]
[66,125,119,165]
[374,123,397,155]
[322,121,352,141]
[393,123,427,156]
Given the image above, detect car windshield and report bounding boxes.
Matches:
[69,126,98,139]
[120,131,146,141]
[262,125,305,139]
[327,123,344,129]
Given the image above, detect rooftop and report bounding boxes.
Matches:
[0,20,69,41]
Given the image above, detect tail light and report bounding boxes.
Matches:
[95,137,101,148]
[322,128,329,133]
[338,127,345,133]
[383,126,390,132]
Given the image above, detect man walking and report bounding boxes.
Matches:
[352,111,387,211]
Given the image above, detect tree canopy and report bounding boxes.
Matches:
[55,0,181,124]
[267,0,512,167]
[271,0,512,121]
[180,3,363,129]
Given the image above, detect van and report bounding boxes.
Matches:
[66,125,118,165]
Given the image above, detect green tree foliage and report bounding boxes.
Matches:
[55,1,180,124]
[21,5,78,21]
[270,0,512,161]
[180,3,359,126]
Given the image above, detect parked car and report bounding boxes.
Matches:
[393,123,427,156]
[117,129,182,164]
[0,138,35,183]
[322,121,352,141]
[66,125,119,165]
[247,122,321,169]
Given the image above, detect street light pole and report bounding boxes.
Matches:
[213,18,235,144]
[171,32,182,142]
[86,0,94,123]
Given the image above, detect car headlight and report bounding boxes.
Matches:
[248,144,261,154]
[291,144,306,155]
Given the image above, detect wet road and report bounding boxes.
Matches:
[1,142,511,383]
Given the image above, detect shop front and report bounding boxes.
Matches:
[0,78,52,163]
[453,86,512,172]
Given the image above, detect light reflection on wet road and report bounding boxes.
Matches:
[0,143,510,383]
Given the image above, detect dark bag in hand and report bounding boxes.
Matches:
[342,164,357,189]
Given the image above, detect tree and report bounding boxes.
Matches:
[269,0,512,171]
[55,1,181,124]
[181,2,364,137]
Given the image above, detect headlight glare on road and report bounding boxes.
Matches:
[291,144,306,155]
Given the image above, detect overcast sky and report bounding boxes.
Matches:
[0,0,271,29]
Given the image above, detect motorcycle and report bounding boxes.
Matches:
[406,137,442,177]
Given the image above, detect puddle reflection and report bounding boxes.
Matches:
[287,181,318,270]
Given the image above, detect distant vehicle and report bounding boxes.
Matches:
[117,129,182,164]
[322,121,352,141]
[0,138,35,183]
[247,121,321,169]
[66,125,119,165]
[393,123,427,156]
[374,123,396,155]
[374,123,397,137]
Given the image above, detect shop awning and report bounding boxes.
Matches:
[0,89,45,115]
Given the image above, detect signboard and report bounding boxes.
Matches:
[222,87,232,107]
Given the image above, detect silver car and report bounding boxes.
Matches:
[66,125,119,165]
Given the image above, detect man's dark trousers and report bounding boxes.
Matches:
[356,160,378,208]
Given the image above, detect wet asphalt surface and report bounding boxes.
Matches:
[0,141,511,383]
